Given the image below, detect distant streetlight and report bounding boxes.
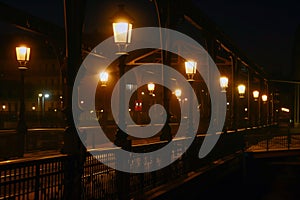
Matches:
[112,4,133,54]
[219,76,228,92]
[252,90,261,126]
[174,89,182,99]
[253,90,260,101]
[38,93,50,117]
[112,5,133,148]
[147,82,155,95]
[185,61,197,81]
[99,72,109,87]
[238,84,246,98]
[16,45,30,157]
[16,46,30,69]
[185,61,196,136]
[262,94,268,102]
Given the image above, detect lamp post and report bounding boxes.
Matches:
[237,84,246,128]
[262,94,268,102]
[16,46,30,157]
[38,93,50,119]
[253,90,260,126]
[185,61,196,135]
[147,82,155,96]
[174,89,182,100]
[112,5,133,55]
[238,84,246,98]
[112,5,133,150]
[220,76,228,92]
[99,71,109,87]
[99,72,109,125]
[185,61,197,82]
[262,94,268,125]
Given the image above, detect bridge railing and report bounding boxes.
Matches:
[244,126,300,151]
[0,155,69,200]
[0,128,64,160]
[3,126,286,199]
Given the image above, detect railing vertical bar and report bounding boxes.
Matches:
[34,163,40,200]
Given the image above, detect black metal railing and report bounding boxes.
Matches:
[0,155,69,200]
[0,128,64,160]
[244,126,300,151]
[2,126,297,199]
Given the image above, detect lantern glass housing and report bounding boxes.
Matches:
[253,90,259,100]
[99,72,109,87]
[262,94,268,102]
[16,46,30,69]
[147,83,155,95]
[174,89,182,99]
[112,5,133,54]
[219,76,228,92]
[238,84,246,98]
[185,61,197,81]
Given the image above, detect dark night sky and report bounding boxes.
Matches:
[1,0,299,79]
[194,0,300,79]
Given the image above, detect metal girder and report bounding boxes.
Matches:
[0,2,64,45]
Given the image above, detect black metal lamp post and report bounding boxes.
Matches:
[253,90,260,126]
[185,60,196,135]
[237,84,246,128]
[99,72,109,126]
[16,46,30,157]
[262,94,268,125]
[112,5,133,150]
[220,76,228,129]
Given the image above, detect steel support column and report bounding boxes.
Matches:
[63,0,86,199]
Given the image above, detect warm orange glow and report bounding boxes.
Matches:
[238,84,246,98]
[281,107,290,113]
[185,61,197,81]
[99,72,109,86]
[253,90,259,99]
[147,83,155,94]
[262,94,268,102]
[112,22,132,44]
[219,76,228,92]
[16,46,30,68]
[174,89,182,98]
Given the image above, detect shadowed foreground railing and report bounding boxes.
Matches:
[0,155,69,200]
[244,127,300,151]
[4,127,293,199]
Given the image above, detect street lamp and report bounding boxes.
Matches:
[99,72,109,125]
[112,5,133,149]
[262,94,268,102]
[261,94,268,125]
[238,84,246,98]
[112,5,133,55]
[16,46,30,69]
[219,76,228,92]
[16,45,30,157]
[174,89,182,99]
[252,90,260,126]
[185,61,196,136]
[147,82,155,95]
[38,93,50,118]
[185,61,197,81]
[99,71,109,87]
[253,90,260,101]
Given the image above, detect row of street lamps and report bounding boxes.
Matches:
[15,46,30,156]
[13,4,273,155]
